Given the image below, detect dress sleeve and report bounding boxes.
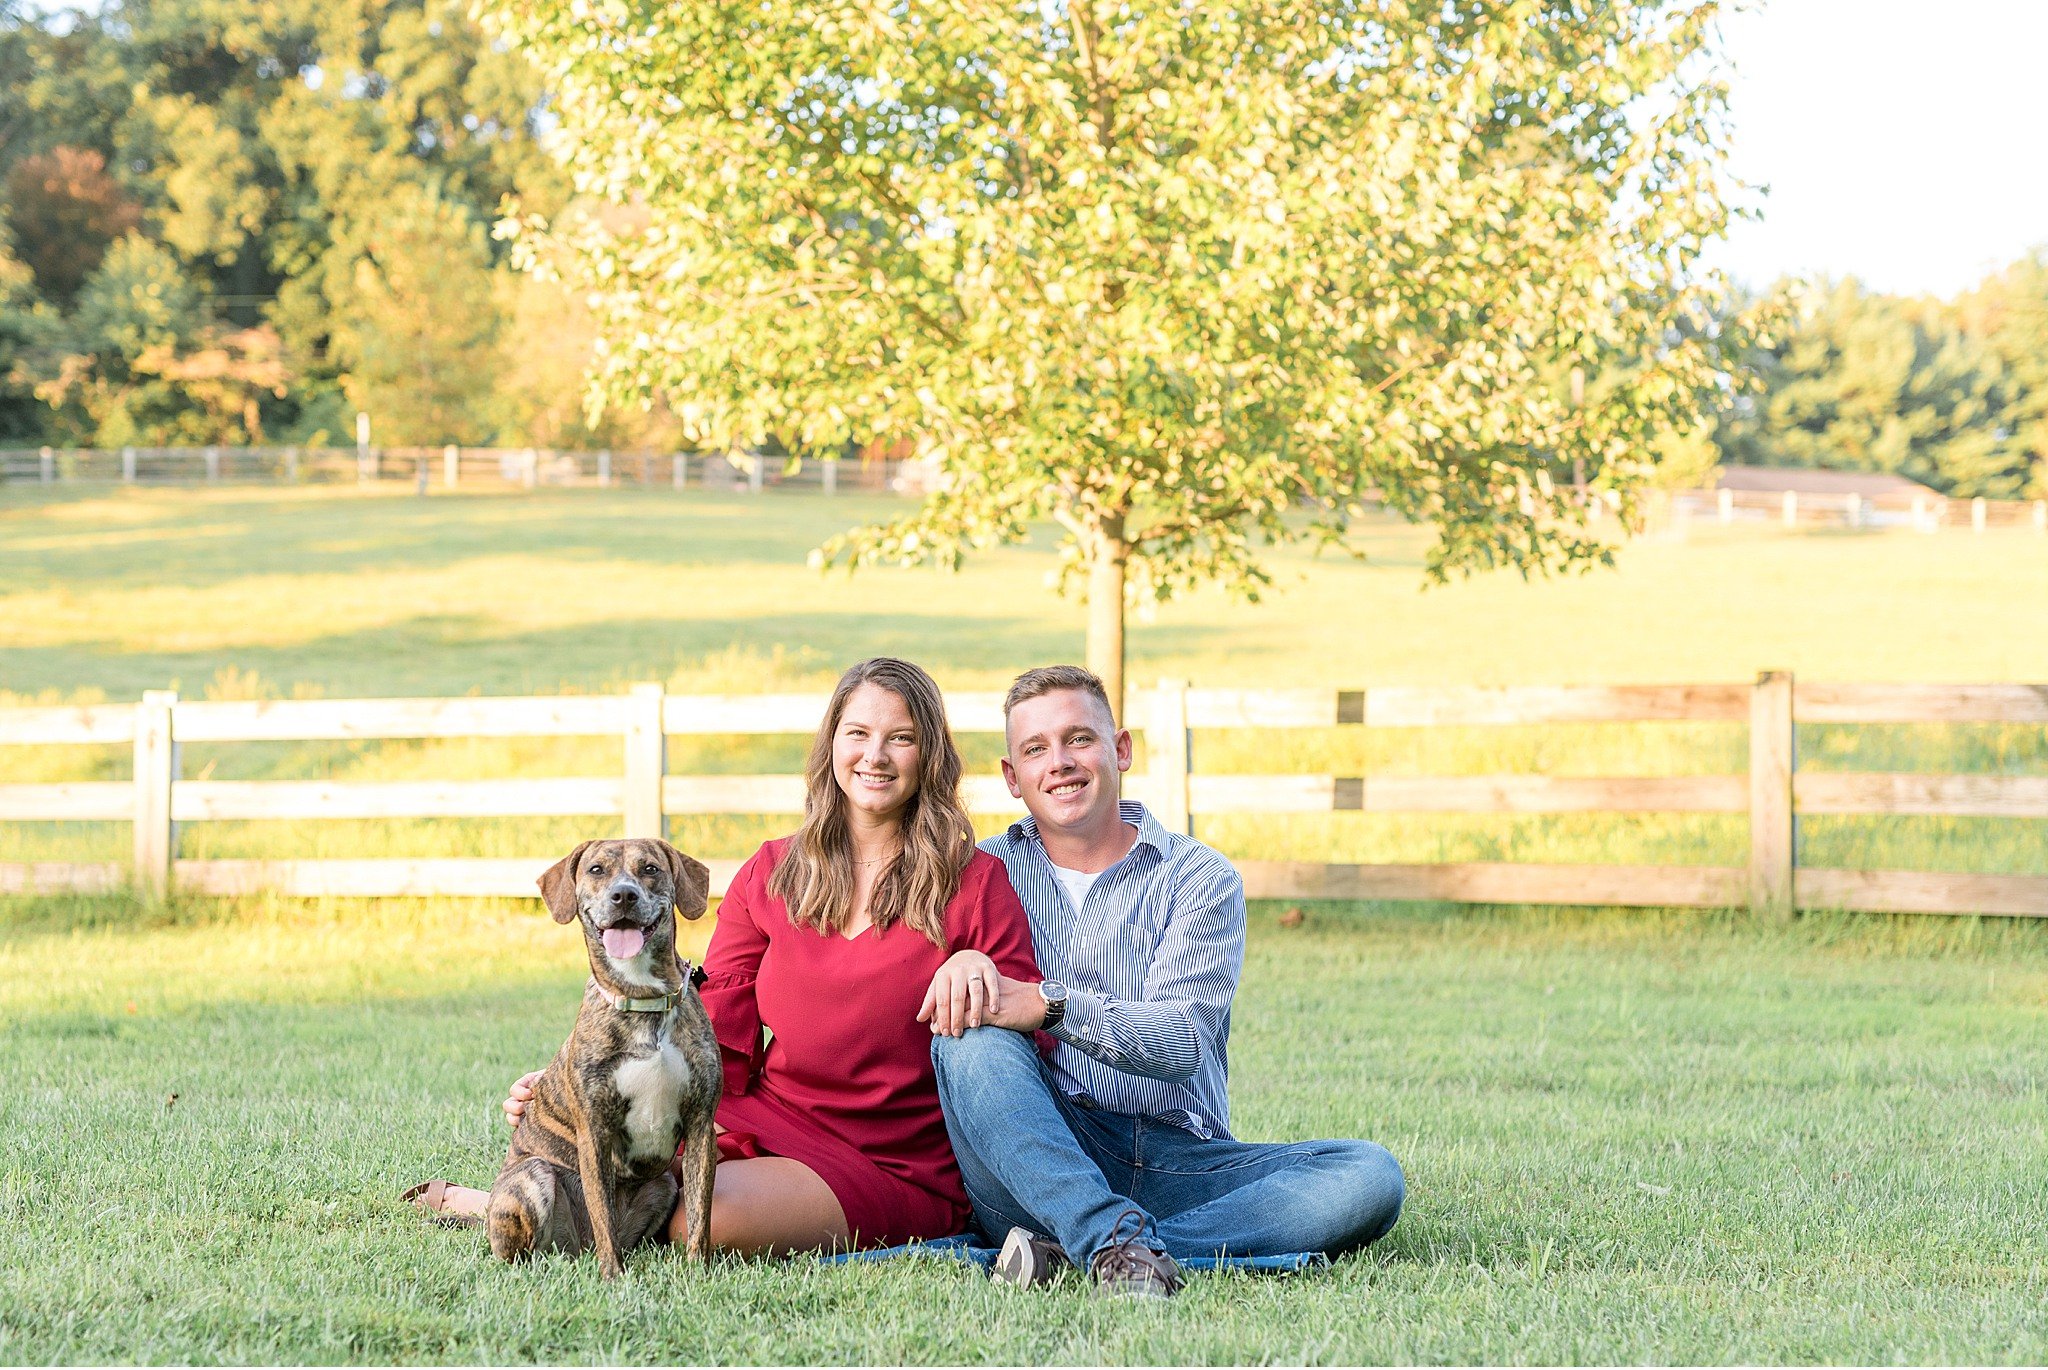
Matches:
[965,854,1042,984]
[699,847,772,1096]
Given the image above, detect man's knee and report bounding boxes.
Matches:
[1331,1140,1405,1251]
[930,1024,1039,1085]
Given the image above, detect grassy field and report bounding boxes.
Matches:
[3,484,2045,877]
[2,895,2044,1364]
[3,485,2046,1363]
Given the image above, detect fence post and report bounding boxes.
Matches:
[134,690,177,901]
[2036,500,2047,534]
[1845,492,1861,529]
[672,453,687,489]
[285,446,299,482]
[415,454,429,495]
[1717,488,1733,523]
[598,449,611,488]
[356,412,373,482]
[444,445,460,489]
[1146,678,1193,836]
[204,446,220,482]
[748,453,765,495]
[122,446,137,483]
[39,446,53,483]
[823,456,838,495]
[1781,490,1797,527]
[624,682,667,841]
[1749,670,1795,921]
[523,449,539,490]
[1972,497,1987,533]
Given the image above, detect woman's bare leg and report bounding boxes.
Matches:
[418,1157,849,1257]
[678,1156,850,1257]
[428,1183,491,1218]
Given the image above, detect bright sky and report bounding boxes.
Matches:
[1711,0,2048,298]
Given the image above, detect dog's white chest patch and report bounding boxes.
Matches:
[614,1041,690,1164]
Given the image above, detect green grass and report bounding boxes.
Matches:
[1,895,2044,1363]
[3,485,2047,1361]
[6,484,2048,698]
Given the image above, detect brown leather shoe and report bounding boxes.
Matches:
[992,1226,1071,1288]
[1088,1209,1181,1300]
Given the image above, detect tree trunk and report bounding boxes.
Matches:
[1084,516,1128,723]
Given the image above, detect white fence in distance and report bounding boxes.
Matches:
[7,446,2046,533]
[0,445,938,495]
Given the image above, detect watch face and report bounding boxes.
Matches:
[1040,980,1069,1003]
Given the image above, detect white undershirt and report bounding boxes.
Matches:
[1051,863,1102,912]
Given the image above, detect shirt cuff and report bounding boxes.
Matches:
[1048,985,1105,1046]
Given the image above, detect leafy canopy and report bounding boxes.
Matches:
[498,0,1753,614]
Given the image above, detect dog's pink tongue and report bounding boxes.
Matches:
[602,927,646,959]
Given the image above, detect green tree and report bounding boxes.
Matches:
[490,262,683,450]
[499,0,1753,710]
[332,187,504,444]
[0,227,60,441]
[1718,279,2028,498]
[0,0,567,445]
[1959,251,2048,498]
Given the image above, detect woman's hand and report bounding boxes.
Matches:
[917,950,1045,1036]
[502,1069,543,1126]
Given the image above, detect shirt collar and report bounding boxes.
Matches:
[1008,798,1171,857]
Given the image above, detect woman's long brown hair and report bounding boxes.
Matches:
[767,658,972,948]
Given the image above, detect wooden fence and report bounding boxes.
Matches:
[0,445,932,494]
[1669,486,2048,533]
[8,447,2047,534]
[2,678,2044,916]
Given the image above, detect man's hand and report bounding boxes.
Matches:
[917,950,1046,1036]
[502,1069,543,1127]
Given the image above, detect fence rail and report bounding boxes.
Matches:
[8,446,2047,534]
[1669,486,2048,533]
[0,444,934,494]
[1,678,2043,917]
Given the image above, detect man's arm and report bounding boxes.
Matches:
[1049,856,1245,1084]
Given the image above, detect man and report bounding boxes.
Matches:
[917,665,1404,1300]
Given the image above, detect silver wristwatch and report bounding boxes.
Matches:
[1038,979,1069,1030]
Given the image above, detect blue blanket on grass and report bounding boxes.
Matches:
[825,1233,1329,1275]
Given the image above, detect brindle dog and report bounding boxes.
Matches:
[487,838,721,1278]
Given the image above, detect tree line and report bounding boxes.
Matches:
[1682,268,2048,499]
[1,0,2041,506]
[0,0,678,451]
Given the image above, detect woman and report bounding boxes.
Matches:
[416,657,1038,1255]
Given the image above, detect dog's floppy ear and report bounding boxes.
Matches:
[537,841,596,924]
[658,840,712,921]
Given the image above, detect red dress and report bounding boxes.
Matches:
[692,838,1040,1246]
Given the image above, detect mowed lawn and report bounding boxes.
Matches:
[2,485,2047,1362]
[2,897,2045,1364]
[5,483,2048,697]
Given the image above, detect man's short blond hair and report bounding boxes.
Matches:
[1003,665,1117,728]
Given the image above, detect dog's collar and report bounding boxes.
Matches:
[589,962,696,1014]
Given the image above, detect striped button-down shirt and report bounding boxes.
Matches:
[980,800,1247,1139]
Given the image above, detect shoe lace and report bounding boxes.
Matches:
[1093,1207,1180,1290]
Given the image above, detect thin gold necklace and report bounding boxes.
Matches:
[853,848,899,867]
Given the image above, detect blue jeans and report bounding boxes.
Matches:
[931,1028,1404,1267]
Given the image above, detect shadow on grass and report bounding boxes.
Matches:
[0,608,1241,699]
[0,488,925,588]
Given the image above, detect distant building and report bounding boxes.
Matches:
[1712,465,1940,499]
[1670,465,1950,530]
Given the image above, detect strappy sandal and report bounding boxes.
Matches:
[401,1179,484,1229]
